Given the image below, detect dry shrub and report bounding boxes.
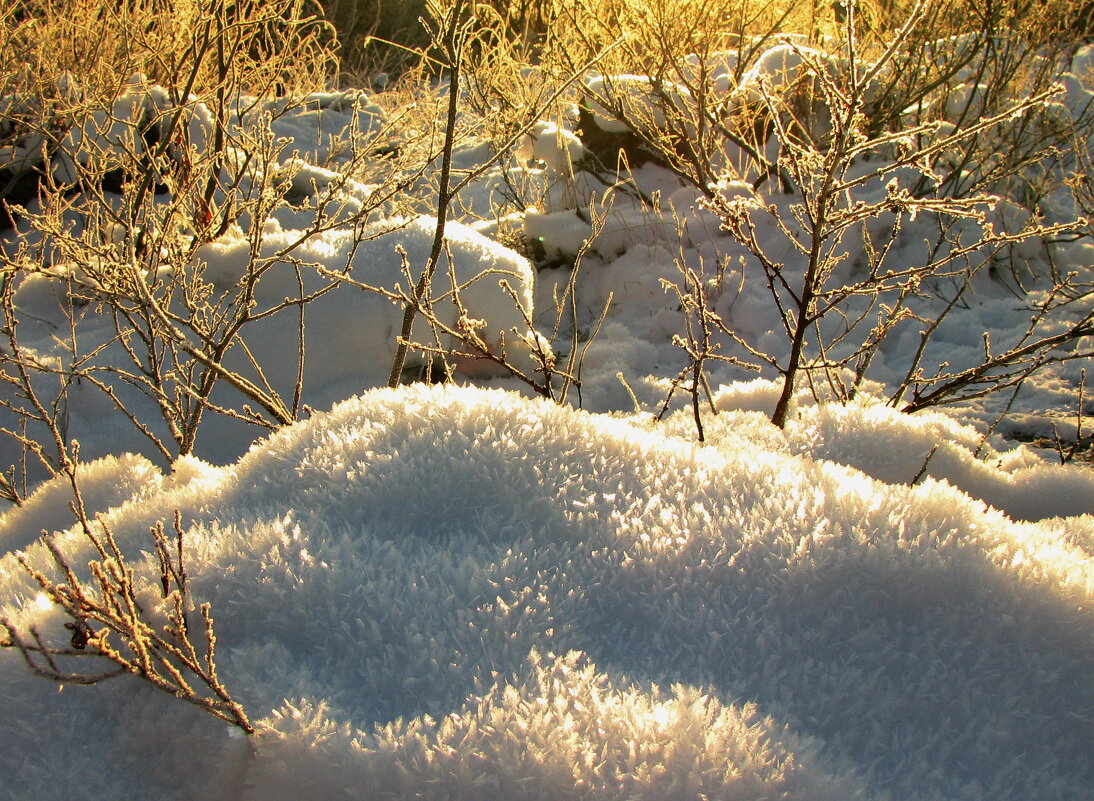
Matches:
[0,0,375,491]
[1,0,341,226]
[3,0,338,99]
[319,0,430,80]
[2,505,254,734]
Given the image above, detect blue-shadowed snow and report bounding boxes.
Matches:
[1,384,1091,801]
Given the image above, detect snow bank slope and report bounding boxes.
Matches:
[1,385,1090,801]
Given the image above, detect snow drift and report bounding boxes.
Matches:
[1,384,1090,801]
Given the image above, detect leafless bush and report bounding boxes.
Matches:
[705,1,1090,427]
[0,4,362,727]
[657,248,759,441]
[381,0,615,398]
[0,0,438,496]
[0,328,250,731]
[866,1,1094,219]
[551,0,1090,434]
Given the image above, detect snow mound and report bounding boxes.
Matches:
[1,385,1090,801]
[785,401,1094,520]
[4,215,545,471]
[0,452,162,553]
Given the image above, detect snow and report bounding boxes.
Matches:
[1,384,1091,801]
[1,215,543,468]
[582,75,665,133]
[517,120,586,171]
[1,28,1092,801]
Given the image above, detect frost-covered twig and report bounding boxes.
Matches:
[1,508,252,734]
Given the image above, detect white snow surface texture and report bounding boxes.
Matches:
[2,36,1094,801]
[1,384,1091,801]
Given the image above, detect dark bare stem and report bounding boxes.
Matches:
[388,1,468,388]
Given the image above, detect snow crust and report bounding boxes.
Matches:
[1,384,1092,801]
